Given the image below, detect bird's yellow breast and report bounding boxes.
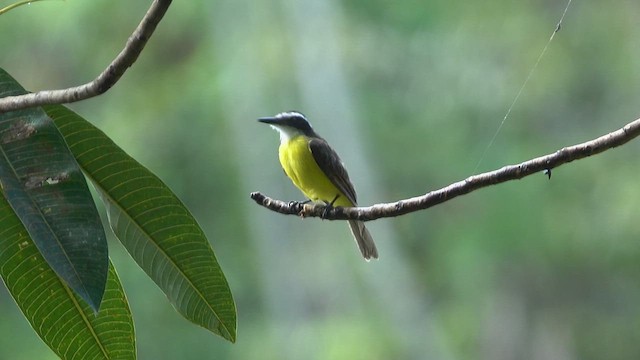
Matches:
[279,135,352,207]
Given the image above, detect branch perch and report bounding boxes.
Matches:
[252,116,640,221]
[0,0,172,114]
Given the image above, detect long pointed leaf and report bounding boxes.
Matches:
[0,194,135,360]
[46,105,237,342]
[0,69,108,312]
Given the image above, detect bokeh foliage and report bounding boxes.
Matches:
[2,0,640,359]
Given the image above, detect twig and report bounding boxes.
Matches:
[0,0,172,114]
[0,0,56,15]
[251,116,640,221]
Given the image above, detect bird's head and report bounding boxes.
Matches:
[258,111,316,142]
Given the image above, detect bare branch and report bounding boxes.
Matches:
[0,0,55,15]
[252,116,640,221]
[0,0,172,114]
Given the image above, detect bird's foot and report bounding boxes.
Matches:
[288,199,311,207]
[321,194,340,219]
[321,203,334,219]
[289,199,311,217]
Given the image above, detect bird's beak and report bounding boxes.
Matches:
[258,116,279,125]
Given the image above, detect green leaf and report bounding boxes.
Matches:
[46,105,237,342]
[0,193,135,360]
[0,69,108,312]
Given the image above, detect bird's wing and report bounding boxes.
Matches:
[308,137,358,205]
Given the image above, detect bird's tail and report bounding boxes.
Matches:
[348,220,378,261]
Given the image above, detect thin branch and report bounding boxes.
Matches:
[0,0,172,114]
[0,0,57,16]
[252,116,640,221]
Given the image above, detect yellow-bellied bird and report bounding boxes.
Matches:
[258,111,378,260]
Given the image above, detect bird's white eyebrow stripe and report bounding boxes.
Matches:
[276,111,307,120]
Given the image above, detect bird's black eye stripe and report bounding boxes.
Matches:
[276,112,314,133]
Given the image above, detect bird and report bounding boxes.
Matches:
[258,111,378,260]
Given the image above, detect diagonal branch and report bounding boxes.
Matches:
[252,115,640,221]
[0,0,172,114]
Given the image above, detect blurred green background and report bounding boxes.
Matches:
[2,0,640,359]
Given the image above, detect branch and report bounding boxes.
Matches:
[0,0,172,114]
[0,0,54,15]
[251,116,640,221]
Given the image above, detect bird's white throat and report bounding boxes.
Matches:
[269,125,304,144]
